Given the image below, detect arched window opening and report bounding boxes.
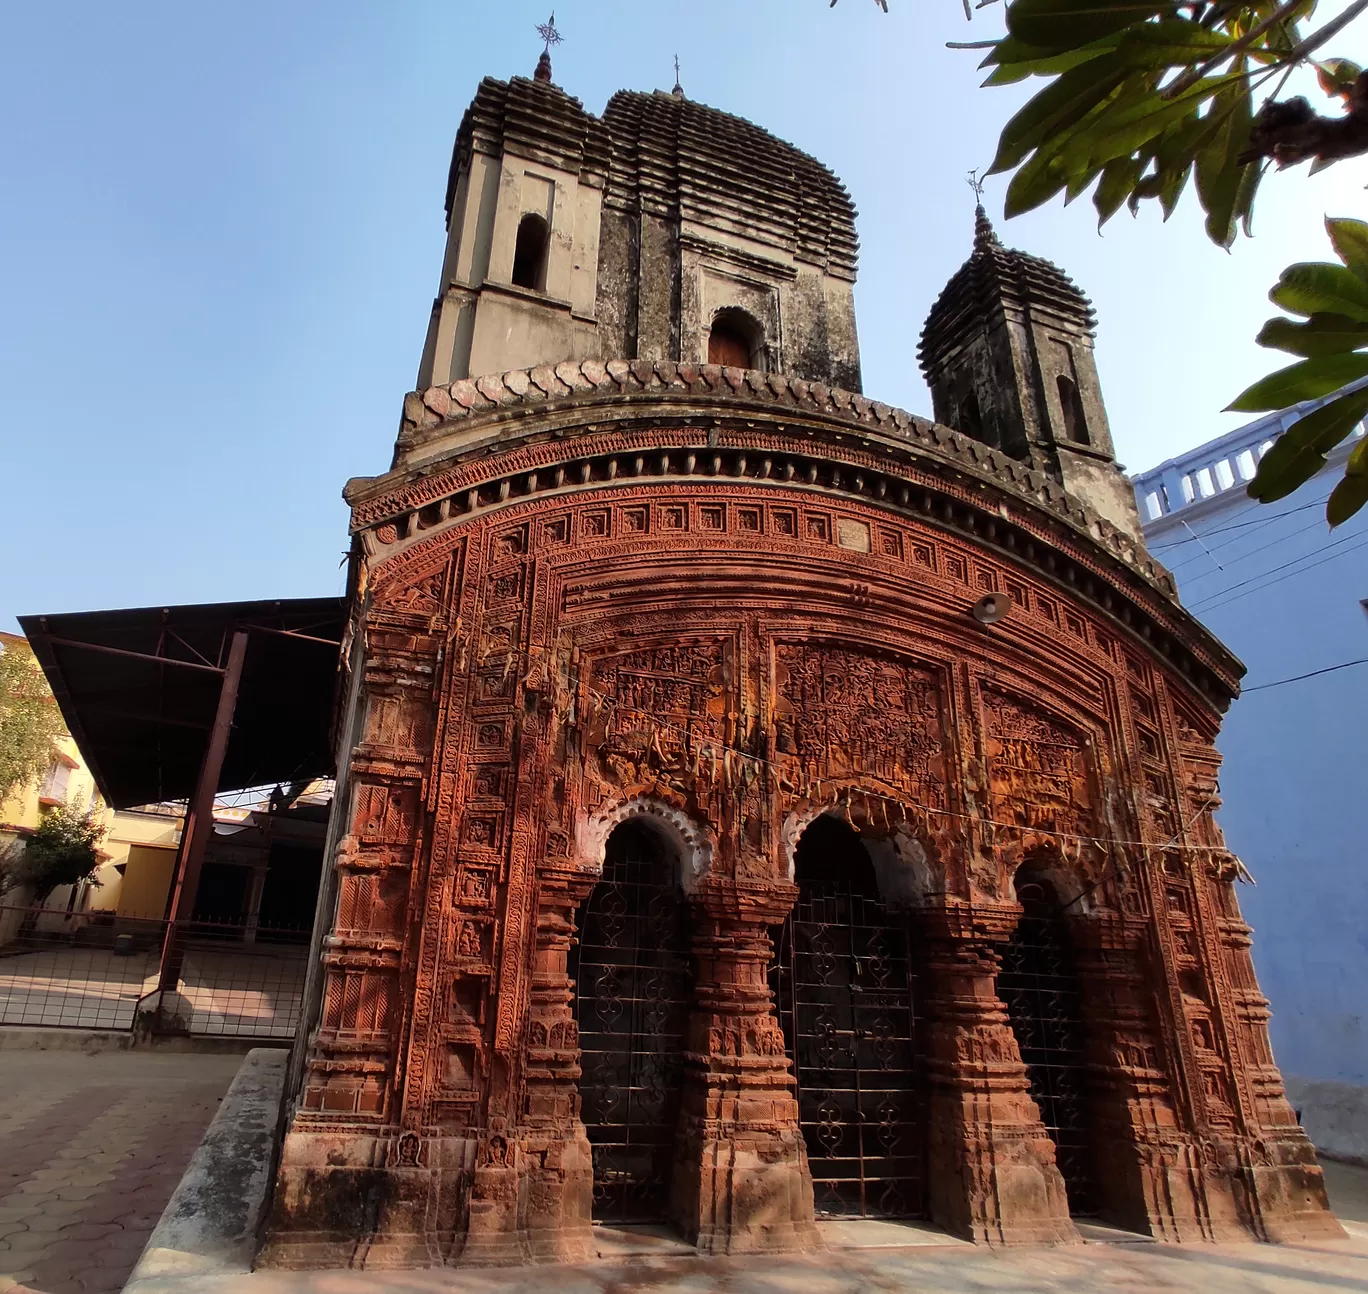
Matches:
[569,819,690,1223]
[770,813,926,1219]
[999,871,1099,1216]
[1057,374,1089,445]
[708,307,765,370]
[957,389,983,440]
[511,212,550,291]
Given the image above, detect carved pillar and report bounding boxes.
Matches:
[511,864,597,1262]
[670,878,819,1255]
[913,902,1075,1245]
[1201,862,1343,1242]
[1066,912,1209,1240]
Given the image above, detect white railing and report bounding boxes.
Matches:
[1132,382,1368,524]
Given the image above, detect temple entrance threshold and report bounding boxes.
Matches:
[771,814,926,1219]
[570,820,691,1224]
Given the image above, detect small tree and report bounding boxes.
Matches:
[0,637,66,805]
[1,804,106,908]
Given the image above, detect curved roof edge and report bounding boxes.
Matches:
[339,360,1243,709]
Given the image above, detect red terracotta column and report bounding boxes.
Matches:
[670,878,820,1255]
[1066,912,1210,1240]
[462,864,597,1264]
[912,901,1076,1245]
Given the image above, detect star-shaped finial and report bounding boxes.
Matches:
[533,12,562,83]
[536,12,563,55]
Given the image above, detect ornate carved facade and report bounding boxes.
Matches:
[260,64,1340,1268]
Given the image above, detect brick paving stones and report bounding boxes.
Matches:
[0,1048,243,1294]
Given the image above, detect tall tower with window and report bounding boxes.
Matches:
[416,59,862,391]
[918,207,1139,538]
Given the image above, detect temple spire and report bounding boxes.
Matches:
[973,203,1001,252]
[534,11,562,83]
[967,170,999,252]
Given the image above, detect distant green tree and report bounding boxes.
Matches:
[838,0,1368,521]
[0,637,66,805]
[0,803,106,907]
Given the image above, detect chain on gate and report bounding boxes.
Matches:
[570,822,691,1223]
[770,819,927,1218]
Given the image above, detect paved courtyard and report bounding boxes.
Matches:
[0,1047,245,1294]
[3,1041,1368,1294]
[0,945,305,1037]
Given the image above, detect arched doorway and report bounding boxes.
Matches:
[998,873,1098,1215]
[569,819,691,1223]
[770,813,925,1218]
[708,307,764,369]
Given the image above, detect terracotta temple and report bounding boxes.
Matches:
[260,59,1342,1266]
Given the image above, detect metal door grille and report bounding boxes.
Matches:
[569,822,690,1223]
[998,880,1098,1216]
[770,817,926,1218]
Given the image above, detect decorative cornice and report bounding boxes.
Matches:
[341,359,1243,707]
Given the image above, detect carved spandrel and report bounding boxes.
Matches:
[773,644,946,806]
[981,688,1094,839]
[585,641,728,793]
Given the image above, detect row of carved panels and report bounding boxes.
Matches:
[368,489,1223,735]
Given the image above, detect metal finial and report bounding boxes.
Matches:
[672,54,684,98]
[536,11,563,55]
[534,11,562,82]
[967,169,986,202]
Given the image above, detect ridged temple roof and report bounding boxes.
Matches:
[601,90,859,282]
[918,206,1096,374]
[445,77,612,225]
[443,76,859,282]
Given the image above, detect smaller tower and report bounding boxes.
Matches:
[919,207,1140,538]
[415,62,611,388]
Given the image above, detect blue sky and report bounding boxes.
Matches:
[2,1,1364,631]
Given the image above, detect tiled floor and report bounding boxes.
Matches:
[0,1048,245,1294]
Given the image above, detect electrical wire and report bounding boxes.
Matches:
[1241,657,1368,693]
[1189,533,1368,617]
[1146,489,1334,554]
[1186,530,1368,613]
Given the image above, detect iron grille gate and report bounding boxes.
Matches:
[997,879,1099,1216]
[770,817,926,1218]
[569,822,691,1223]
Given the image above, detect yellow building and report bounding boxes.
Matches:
[0,630,180,920]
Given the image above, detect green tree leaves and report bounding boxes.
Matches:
[2,802,105,906]
[968,2,1368,527]
[0,639,66,806]
[1238,219,1368,523]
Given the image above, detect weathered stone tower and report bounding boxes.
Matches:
[919,206,1138,538]
[416,74,860,392]
[261,57,1340,1269]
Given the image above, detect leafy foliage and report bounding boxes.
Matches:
[842,0,1368,522]
[1231,217,1368,523]
[0,803,106,905]
[0,637,66,806]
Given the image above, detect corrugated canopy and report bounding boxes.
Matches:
[18,597,346,810]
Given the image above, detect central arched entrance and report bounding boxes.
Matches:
[570,819,691,1223]
[770,813,926,1218]
[998,873,1099,1216]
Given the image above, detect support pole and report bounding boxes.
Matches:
[155,629,249,996]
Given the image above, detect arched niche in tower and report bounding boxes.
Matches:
[512,212,551,292]
[708,307,766,370]
[1056,374,1089,445]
